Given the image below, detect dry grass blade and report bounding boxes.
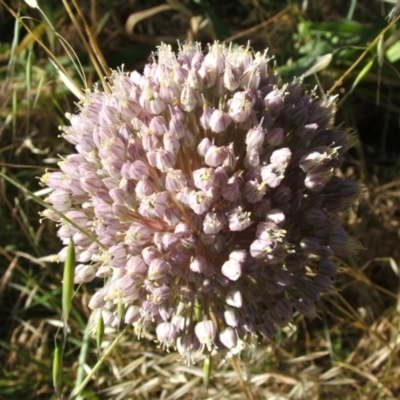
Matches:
[134,376,162,394]
[59,0,110,92]
[70,0,110,75]
[250,373,298,386]
[230,356,254,400]
[336,361,394,397]
[318,366,343,381]
[165,377,202,400]
[125,4,175,34]
[0,254,19,306]
[284,351,329,364]
[119,355,147,377]
[303,54,333,78]
[225,6,290,42]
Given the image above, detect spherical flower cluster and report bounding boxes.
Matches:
[41,42,359,360]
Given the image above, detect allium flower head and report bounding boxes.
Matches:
[41,42,360,359]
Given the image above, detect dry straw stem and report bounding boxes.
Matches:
[123,0,196,39]
[125,4,175,34]
[225,5,291,42]
[60,0,110,92]
[229,356,255,400]
[341,257,399,301]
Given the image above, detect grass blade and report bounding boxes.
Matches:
[69,328,127,399]
[349,59,374,94]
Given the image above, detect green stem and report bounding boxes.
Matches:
[69,327,127,399]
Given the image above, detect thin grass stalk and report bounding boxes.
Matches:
[0,0,83,98]
[225,6,290,42]
[346,0,357,20]
[339,257,399,300]
[31,3,89,92]
[0,245,62,314]
[25,46,33,135]
[70,0,110,76]
[14,197,40,254]
[60,0,111,93]
[4,11,21,118]
[75,322,92,393]
[69,327,127,399]
[0,171,106,250]
[335,360,394,397]
[320,304,335,364]
[23,0,91,93]
[7,10,21,76]
[33,73,46,107]
[12,87,17,140]
[230,356,255,400]
[325,295,398,358]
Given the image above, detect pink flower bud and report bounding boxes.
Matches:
[197,137,212,157]
[221,259,242,281]
[193,168,216,191]
[180,83,198,112]
[229,90,254,123]
[227,207,252,231]
[204,145,229,167]
[226,290,243,307]
[165,169,187,191]
[223,63,241,91]
[188,190,214,215]
[199,104,214,130]
[156,322,177,350]
[219,327,237,349]
[148,258,170,281]
[126,255,147,278]
[149,115,167,136]
[74,264,96,283]
[194,320,216,351]
[221,176,241,202]
[209,109,232,133]
[224,307,240,327]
